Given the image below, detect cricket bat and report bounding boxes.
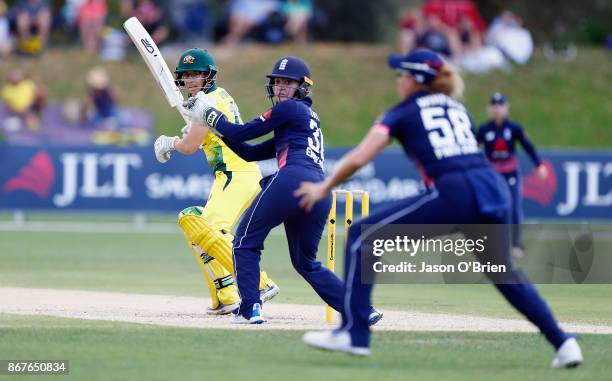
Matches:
[123,17,189,123]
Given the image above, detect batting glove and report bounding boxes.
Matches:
[154,135,178,163]
[183,95,226,135]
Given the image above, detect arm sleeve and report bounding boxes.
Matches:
[377,109,402,138]
[214,102,292,142]
[515,125,542,166]
[221,137,276,162]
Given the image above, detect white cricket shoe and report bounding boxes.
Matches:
[551,337,583,369]
[230,303,266,324]
[303,330,370,356]
[206,301,240,315]
[260,284,280,303]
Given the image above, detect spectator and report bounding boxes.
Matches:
[416,13,460,58]
[15,0,52,55]
[458,13,482,51]
[121,0,168,45]
[422,0,486,33]
[168,0,211,43]
[77,0,108,53]
[84,67,120,128]
[221,0,279,47]
[398,9,422,54]
[398,10,460,58]
[0,0,12,57]
[282,0,312,44]
[1,69,47,131]
[486,10,534,64]
[59,0,85,43]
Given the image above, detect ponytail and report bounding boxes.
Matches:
[429,63,464,99]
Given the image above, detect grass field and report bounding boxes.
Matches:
[1,45,610,147]
[1,225,611,380]
[1,314,611,381]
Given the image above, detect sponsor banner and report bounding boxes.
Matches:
[0,145,610,219]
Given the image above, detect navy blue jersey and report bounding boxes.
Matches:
[214,98,324,173]
[376,91,488,181]
[476,118,541,173]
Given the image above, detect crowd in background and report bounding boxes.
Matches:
[0,0,605,139]
[0,0,317,60]
[0,0,317,135]
[398,0,535,73]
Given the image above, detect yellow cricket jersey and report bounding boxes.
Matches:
[201,87,260,173]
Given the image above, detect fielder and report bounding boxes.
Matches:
[181,56,382,326]
[476,93,548,258]
[154,48,279,314]
[296,49,583,369]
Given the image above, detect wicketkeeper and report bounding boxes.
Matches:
[154,48,279,314]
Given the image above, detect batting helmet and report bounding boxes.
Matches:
[174,48,218,93]
[265,56,313,102]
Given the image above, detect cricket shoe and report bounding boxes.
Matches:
[206,301,240,315]
[230,303,266,324]
[303,330,370,356]
[260,284,280,303]
[368,308,383,326]
[551,337,583,369]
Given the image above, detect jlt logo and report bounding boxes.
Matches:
[53,153,142,207]
[557,161,612,216]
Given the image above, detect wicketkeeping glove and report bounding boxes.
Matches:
[154,135,178,163]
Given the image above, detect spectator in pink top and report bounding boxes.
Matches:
[78,0,108,53]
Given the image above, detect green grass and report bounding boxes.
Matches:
[1,44,609,147]
[1,230,611,325]
[0,314,610,381]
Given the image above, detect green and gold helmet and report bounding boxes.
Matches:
[174,48,218,93]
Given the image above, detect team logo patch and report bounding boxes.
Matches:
[504,128,512,140]
[183,55,195,64]
[206,110,218,125]
[279,59,288,70]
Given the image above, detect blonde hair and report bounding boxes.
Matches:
[428,63,464,99]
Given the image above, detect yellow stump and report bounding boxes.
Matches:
[326,190,369,323]
[325,192,337,323]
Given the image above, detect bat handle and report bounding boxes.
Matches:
[177,105,190,124]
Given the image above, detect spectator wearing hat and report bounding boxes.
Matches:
[476,93,548,258]
[84,67,120,128]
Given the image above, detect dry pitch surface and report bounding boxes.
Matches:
[2,287,611,333]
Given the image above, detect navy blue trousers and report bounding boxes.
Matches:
[502,170,523,248]
[233,165,346,317]
[340,168,568,350]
